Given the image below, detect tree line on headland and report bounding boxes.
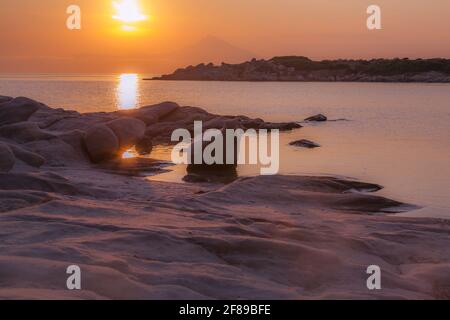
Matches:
[149,56,450,82]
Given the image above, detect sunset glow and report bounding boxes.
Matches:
[1,0,450,74]
[113,0,147,23]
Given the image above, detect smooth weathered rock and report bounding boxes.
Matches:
[58,130,87,157]
[138,102,180,122]
[204,117,245,130]
[119,102,180,125]
[106,117,146,150]
[135,136,153,155]
[83,125,120,163]
[95,157,169,177]
[289,139,321,148]
[187,129,238,174]
[0,172,99,196]
[0,122,55,143]
[0,96,13,104]
[25,138,88,167]
[305,114,327,122]
[243,118,265,129]
[0,142,15,172]
[0,190,51,213]
[8,144,46,168]
[42,112,115,132]
[161,106,215,123]
[145,122,181,140]
[0,97,41,126]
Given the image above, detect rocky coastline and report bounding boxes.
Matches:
[0,95,449,299]
[150,56,450,83]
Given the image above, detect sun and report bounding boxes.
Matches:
[113,0,147,23]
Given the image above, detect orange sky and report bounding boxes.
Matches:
[1,0,449,73]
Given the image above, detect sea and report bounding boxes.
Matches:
[1,73,449,219]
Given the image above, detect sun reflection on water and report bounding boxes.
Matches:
[116,73,139,110]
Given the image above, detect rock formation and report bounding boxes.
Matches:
[0,96,301,169]
[150,57,450,83]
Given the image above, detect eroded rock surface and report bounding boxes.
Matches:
[0,96,448,300]
[0,96,302,168]
[0,142,15,172]
[0,97,42,126]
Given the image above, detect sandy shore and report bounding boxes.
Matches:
[0,96,449,299]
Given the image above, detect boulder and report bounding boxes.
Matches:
[243,118,264,129]
[145,122,185,140]
[42,113,115,132]
[106,117,146,150]
[0,142,15,172]
[83,125,120,163]
[135,136,153,155]
[186,128,238,174]
[8,144,46,168]
[138,101,179,123]
[204,117,245,130]
[161,106,215,123]
[0,97,41,126]
[25,138,88,167]
[289,139,321,148]
[58,130,87,156]
[0,122,56,143]
[119,102,180,125]
[305,114,327,122]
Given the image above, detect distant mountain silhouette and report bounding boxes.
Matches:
[167,36,259,69]
[6,36,259,74]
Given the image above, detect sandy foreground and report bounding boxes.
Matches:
[0,96,449,299]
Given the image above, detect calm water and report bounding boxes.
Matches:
[1,74,449,219]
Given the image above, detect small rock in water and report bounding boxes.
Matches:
[260,122,302,130]
[289,139,321,148]
[304,114,327,122]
